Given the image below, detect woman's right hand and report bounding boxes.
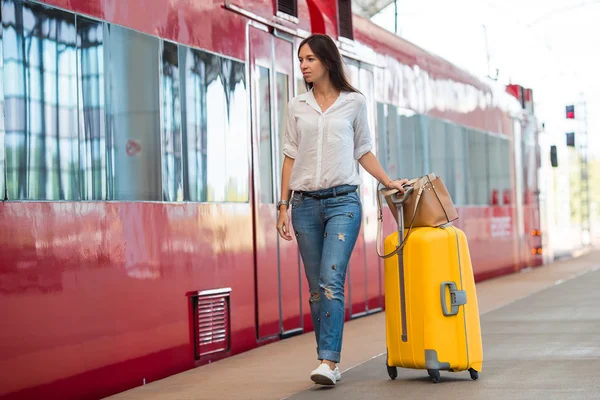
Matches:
[277,208,293,241]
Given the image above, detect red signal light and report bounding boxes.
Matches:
[566,105,575,119]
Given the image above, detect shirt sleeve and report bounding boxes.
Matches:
[282,99,298,159]
[353,97,373,159]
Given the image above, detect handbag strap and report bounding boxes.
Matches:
[376,182,426,259]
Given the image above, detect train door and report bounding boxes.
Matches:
[249,24,302,339]
[513,119,527,269]
[358,66,383,313]
[273,32,303,336]
[344,59,368,318]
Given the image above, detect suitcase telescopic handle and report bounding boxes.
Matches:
[440,282,467,316]
[389,185,414,205]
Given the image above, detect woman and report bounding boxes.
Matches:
[276,34,408,386]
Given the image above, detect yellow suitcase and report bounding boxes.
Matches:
[383,220,483,383]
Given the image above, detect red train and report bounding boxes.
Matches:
[0,0,543,399]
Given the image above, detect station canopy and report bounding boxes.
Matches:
[351,0,395,18]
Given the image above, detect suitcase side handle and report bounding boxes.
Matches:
[440,282,467,316]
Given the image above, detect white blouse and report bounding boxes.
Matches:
[283,89,373,192]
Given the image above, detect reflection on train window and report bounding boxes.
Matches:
[374,104,514,206]
[161,41,183,202]
[467,130,489,205]
[77,17,106,200]
[428,119,469,205]
[385,104,400,178]
[276,72,288,182]
[296,77,307,96]
[359,67,376,206]
[521,124,537,203]
[104,23,161,201]
[257,66,273,204]
[3,0,80,200]
[429,118,447,191]
[345,59,359,89]
[1,0,250,203]
[376,103,388,174]
[397,113,415,178]
[488,135,511,205]
[204,54,227,202]
[181,47,209,202]
[412,116,427,178]
[181,48,249,202]
[449,125,468,206]
[223,59,249,202]
[376,103,403,181]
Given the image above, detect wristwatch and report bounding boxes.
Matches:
[277,200,289,210]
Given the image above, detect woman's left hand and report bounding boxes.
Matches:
[387,178,410,194]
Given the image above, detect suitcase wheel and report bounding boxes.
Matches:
[469,368,479,381]
[427,369,441,383]
[386,364,398,380]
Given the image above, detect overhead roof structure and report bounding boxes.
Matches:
[351,0,395,18]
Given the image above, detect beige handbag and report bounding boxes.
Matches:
[376,173,458,259]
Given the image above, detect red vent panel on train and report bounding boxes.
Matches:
[278,0,298,17]
[338,0,354,39]
[192,288,231,358]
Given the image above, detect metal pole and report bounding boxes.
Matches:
[581,97,590,245]
[394,0,398,34]
[482,24,491,78]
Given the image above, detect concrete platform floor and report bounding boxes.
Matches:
[107,249,600,400]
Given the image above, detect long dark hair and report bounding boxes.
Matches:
[298,34,359,93]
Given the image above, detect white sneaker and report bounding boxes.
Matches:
[310,364,341,385]
[333,366,341,382]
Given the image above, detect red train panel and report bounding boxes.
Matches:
[0,1,545,399]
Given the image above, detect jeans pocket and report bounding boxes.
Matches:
[291,193,304,209]
[344,191,360,205]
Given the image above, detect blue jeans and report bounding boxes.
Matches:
[291,185,362,363]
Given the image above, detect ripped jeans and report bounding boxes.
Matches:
[291,185,362,363]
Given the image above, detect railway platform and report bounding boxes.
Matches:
[108,249,600,400]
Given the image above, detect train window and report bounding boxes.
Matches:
[522,131,537,203]
[428,119,470,204]
[346,60,359,88]
[222,58,249,202]
[377,105,428,183]
[466,130,489,205]
[359,67,376,205]
[160,41,183,201]
[276,72,289,181]
[449,125,468,206]
[398,113,418,179]
[296,77,307,96]
[488,135,511,205]
[376,103,388,174]
[414,116,427,177]
[257,66,274,204]
[1,0,249,203]
[77,17,107,200]
[181,47,209,202]
[202,59,228,203]
[429,118,448,191]
[376,103,399,179]
[3,0,80,200]
[0,21,5,199]
[104,23,161,201]
[180,47,249,203]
